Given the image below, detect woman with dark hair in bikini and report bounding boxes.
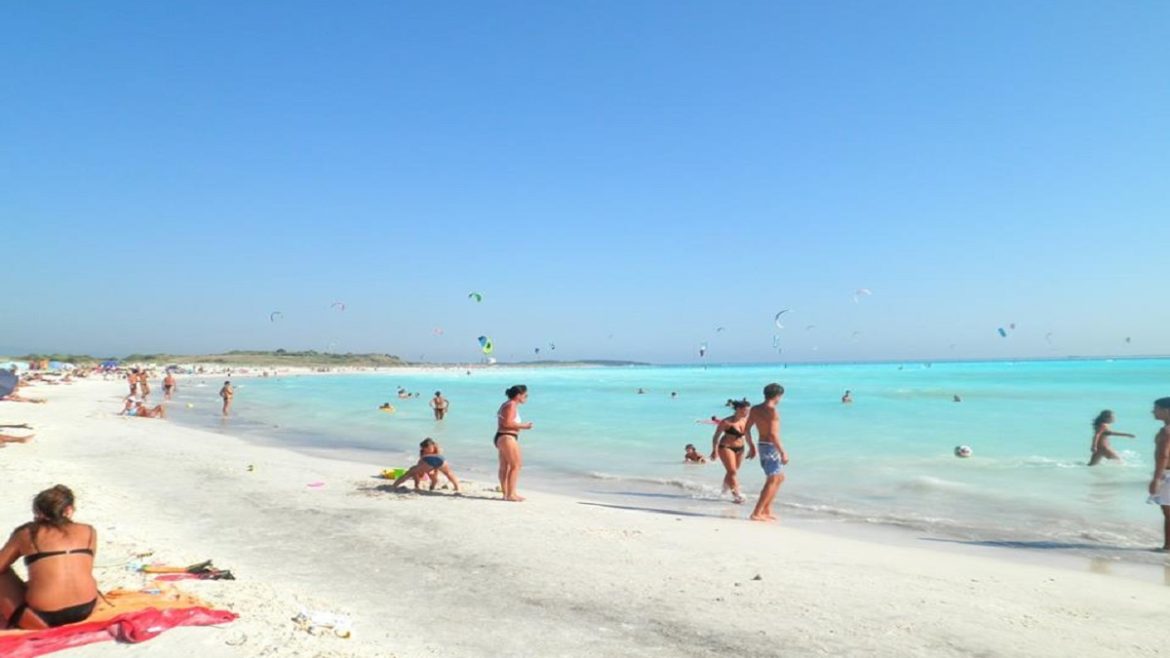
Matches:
[0,485,98,629]
[1089,409,1135,466]
[495,385,533,502]
[710,400,755,503]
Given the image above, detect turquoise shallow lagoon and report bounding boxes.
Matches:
[169,359,1170,563]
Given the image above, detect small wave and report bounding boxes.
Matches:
[897,475,968,493]
[1019,455,1082,469]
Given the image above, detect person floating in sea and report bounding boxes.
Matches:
[393,438,461,493]
[0,485,99,629]
[1088,410,1135,466]
[748,383,788,522]
[219,381,233,417]
[953,394,962,403]
[841,390,853,404]
[1149,398,1170,551]
[670,392,677,399]
[495,385,533,502]
[710,400,754,503]
[430,391,449,420]
[684,444,706,464]
[163,372,176,400]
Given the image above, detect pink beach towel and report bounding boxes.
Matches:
[0,586,237,658]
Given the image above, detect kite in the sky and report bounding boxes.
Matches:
[699,342,708,358]
[330,301,346,312]
[477,336,493,354]
[997,328,1008,338]
[468,292,483,302]
[269,311,284,323]
[774,310,788,329]
[853,288,872,303]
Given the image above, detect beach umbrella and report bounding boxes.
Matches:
[0,370,17,398]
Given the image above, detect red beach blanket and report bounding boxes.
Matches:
[0,585,237,658]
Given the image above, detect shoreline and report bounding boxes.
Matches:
[2,379,1168,656]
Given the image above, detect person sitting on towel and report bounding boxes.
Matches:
[0,485,99,629]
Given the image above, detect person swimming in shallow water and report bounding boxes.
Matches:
[684,444,706,464]
[1089,410,1135,465]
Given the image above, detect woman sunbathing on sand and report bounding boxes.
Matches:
[710,400,755,504]
[392,439,460,493]
[134,402,166,419]
[0,485,99,629]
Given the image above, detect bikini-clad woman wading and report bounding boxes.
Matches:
[711,400,755,503]
[495,385,533,502]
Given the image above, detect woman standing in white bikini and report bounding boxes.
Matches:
[495,385,533,502]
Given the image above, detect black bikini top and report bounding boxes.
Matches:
[723,426,745,438]
[24,526,94,566]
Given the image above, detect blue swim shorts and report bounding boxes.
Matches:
[758,442,783,477]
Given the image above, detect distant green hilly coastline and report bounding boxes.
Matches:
[2,350,650,368]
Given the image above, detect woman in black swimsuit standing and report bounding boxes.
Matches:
[495,385,533,502]
[0,485,99,629]
[710,400,755,503]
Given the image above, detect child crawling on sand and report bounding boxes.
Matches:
[393,438,461,493]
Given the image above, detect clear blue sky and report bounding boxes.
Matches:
[3,2,1166,363]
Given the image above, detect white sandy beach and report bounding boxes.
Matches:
[2,378,1168,657]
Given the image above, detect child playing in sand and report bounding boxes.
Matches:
[393,438,460,493]
[684,444,707,463]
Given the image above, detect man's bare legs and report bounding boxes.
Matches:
[750,474,784,522]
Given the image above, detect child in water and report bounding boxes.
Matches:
[393,438,461,493]
[684,444,707,464]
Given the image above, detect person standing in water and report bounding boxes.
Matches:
[1088,410,1135,465]
[430,391,449,420]
[163,372,176,400]
[747,383,788,522]
[1148,398,1170,551]
[841,390,853,404]
[219,381,234,416]
[495,385,533,502]
[710,400,755,504]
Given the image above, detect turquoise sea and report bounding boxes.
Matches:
[169,359,1170,564]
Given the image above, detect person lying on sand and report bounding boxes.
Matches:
[684,444,707,464]
[392,439,460,493]
[0,485,99,629]
[0,434,34,446]
[134,402,166,419]
[1,394,46,404]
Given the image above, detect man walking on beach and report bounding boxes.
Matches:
[219,381,234,416]
[1148,397,1170,551]
[747,383,788,522]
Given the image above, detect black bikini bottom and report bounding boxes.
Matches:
[8,598,96,629]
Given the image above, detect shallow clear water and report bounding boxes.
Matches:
[168,359,1170,562]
